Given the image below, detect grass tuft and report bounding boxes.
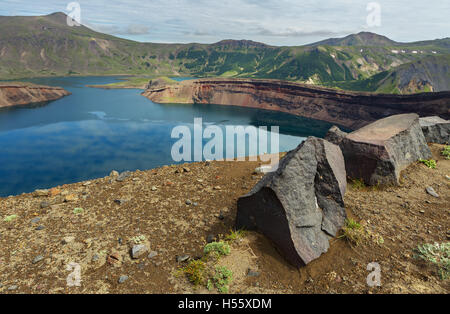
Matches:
[441,146,450,160]
[414,242,449,280]
[419,159,436,169]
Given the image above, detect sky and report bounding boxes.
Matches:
[0,0,448,46]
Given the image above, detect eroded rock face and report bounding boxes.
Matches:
[236,137,346,267]
[324,126,348,146]
[0,83,71,108]
[340,113,431,185]
[419,116,449,144]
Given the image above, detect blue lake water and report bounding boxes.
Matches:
[0,76,337,197]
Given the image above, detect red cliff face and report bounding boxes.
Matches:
[142,78,450,129]
[0,84,71,108]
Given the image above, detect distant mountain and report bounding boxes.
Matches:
[0,12,449,93]
[311,32,397,47]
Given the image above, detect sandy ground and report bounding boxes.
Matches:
[0,144,448,294]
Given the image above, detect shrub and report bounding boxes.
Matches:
[182,260,206,286]
[213,266,233,293]
[339,218,366,245]
[441,146,450,160]
[204,241,231,257]
[225,229,246,242]
[419,159,436,169]
[414,242,449,280]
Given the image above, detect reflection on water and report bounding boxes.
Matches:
[0,76,339,197]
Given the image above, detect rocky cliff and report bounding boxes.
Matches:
[142,78,450,129]
[0,83,71,108]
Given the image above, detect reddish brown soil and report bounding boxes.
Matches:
[0,144,448,294]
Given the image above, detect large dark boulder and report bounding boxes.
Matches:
[340,113,431,185]
[419,116,449,144]
[236,137,346,267]
[324,125,348,146]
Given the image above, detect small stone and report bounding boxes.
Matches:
[176,255,190,263]
[206,234,215,243]
[64,194,78,202]
[114,199,127,205]
[110,170,119,177]
[40,201,50,209]
[213,186,221,190]
[183,167,190,173]
[49,188,61,197]
[118,275,128,284]
[32,255,44,264]
[82,181,92,186]
[8,285,18,291]
[92,254,99,262]
[426,186,439,198]
[30,217,41,224]
[185,199,192,205]
[116,171,131,182]
[118,237,123,245]
[445,175,450,181]
[131,244,149,259]
[35,225,44,231]
[34,189,49,197]
[419,210,425,214]
[193,202,198,206]
[151,186,157,191]
[147,251,158,259]
[62,236,75,244]
[218,212,225,220]
[247,269,260,277]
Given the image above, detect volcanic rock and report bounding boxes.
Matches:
[236,137,346,267]
[419,116,449,144]
[340,113,431,185]
[324,126,348,146]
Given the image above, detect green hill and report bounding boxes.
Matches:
[1,12,449,93]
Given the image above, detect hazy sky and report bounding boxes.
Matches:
[0,0,448,45]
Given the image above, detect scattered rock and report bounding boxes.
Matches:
[131,244,149,259]
[185,199,192,205]
[176,255,190,263]
[206,234,215,243]
[49,188,61,197]
[236,137,347,267]
[425,186,439,198]
[30,217,41,224]
[324,125,348,146]
[34,189,49,197]
[8,285,18,291]
[114,199,127,205]
[247,269,260,277]
[107,251,122,267]
[147,251,158,259]
[213,186,221,190]
[339,114,431,185]
[32,255,44,264]
[92,254,99,262]
[116,171,131,182]
[62,236,75,245]
[40,201,50,209]
[151,186,158,191]
[64,194,78,202]
[183,167,190,173]
[118,275,129,284]
[35,225,44,231]
[82,181,92,186]
[419,116,449,144]
[110,170,119,177]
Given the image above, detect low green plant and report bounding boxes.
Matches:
[182,259,206,286]
[3,214,18,222]
[213,266,233,293]
[73,208,84,214]
[414,242,449,280]
[204,241,231,257]
[419,159,436,169]
[130,235,146,244]
[350,178,366,190]
[225,229,247,242]
[339,218,366,245]
[441,146,450,160]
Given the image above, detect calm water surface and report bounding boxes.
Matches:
[0,76,337,196]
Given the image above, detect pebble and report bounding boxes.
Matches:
[62,236,75,244]
[40,201,50,209]
[116,171,131,182]
[206,234,215,243]
[114,199,127,205]
[151,186,157,191]
[185,199,192,205]
[147,251,158,259]
[110,170,119,177]
[30,217,41,224]
[8,285,18,291]
[176,255,190,263]
[425,186,439,198]
[118,275,129,284]
[35,225,44,231]
[34,189,49,197]
[247,269,260,277]
[32,255,44,264]
[82,181,92,186]
[445,175,450,181]
[92,254,99,262]
[131,244,149,259]
[183,167,190,173]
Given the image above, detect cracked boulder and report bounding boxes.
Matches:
[324,125,348,146]
[340,113,431,185]
[419,116,449,144]
[236,137,346,267]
